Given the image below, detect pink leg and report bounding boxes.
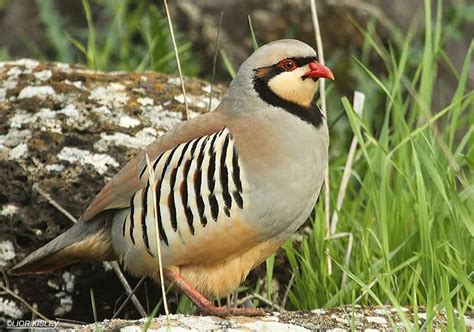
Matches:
[163,269,265,317]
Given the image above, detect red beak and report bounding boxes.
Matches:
[303,61,334,80]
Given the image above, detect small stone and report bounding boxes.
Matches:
[201,84,212,93]
[7,66,22,78]
[47,279,60,290]
[1,204,19,216]
[312,308,327,315]
[59,104,80,118]
[167,77,182,86]
[94,132,154,152]
[45,164,65,172]
[64,79,85,90]
[57,146,119,175]
[330,314,349,325]
[0,240,15,267]
[18,86,56,99]
[34,70,52,81]
[0,129,31,148]
[119,115,141,128]
[9,143,28,160]
[464,316,474,328]
[62,271,75,292]
[174,93,220,111]
[54,295,73,316]
[15,58,39,70]
[374,308,389,315]
[136,127,158,138]
[0,297,23,319]
[90,83,129,107]
[418,313,427,320]
[366,316,387,324]
[137,97,154,106]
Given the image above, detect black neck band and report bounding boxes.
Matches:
[253,66,323,128]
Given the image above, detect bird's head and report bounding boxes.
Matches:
[229,39,334,112]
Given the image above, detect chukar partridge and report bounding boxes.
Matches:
[11,39,334,317]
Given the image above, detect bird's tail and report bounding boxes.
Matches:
[9,213,116,275]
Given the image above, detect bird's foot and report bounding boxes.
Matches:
[198,304,265,317]
[163,268,265,317]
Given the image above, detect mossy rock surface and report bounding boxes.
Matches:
[0,59,225,321]
[80,306,472,331]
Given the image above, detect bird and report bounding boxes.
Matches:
[10,39,334,317]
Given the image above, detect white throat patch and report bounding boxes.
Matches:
[267,67,318,107]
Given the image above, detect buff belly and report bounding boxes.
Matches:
[112,208,284,298]
[167,239,283,298]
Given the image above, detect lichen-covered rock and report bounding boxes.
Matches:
[0,59,225,322]
[78,306,474,331]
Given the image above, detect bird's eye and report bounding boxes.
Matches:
[278,59,297,71]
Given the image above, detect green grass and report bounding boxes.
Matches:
[283,0,473,326]
[0,47,9,61]
[90,288,98,322]
[30,0,199,75]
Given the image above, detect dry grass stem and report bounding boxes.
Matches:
[107,262,147,317]
[208,11,224,113]
[226,289,239,308]
[281,271,295,310]
[235,293,283,311]
[310,0,328,117]
[355,278,378,303]
[112,277,146,319]
[33,183,77,223]
[0,285,49,321]
[234,293,253,307]
[252,293,283,311]
[31,303,37,321]
[310,0,332,275]
[163,0,188,120]
[325,232,354,287]
[330,91,365,234]
[145,153,169,316]
[1,268,10,289]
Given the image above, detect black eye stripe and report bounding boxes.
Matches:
[254,56,317,80]
[268,56,316,70]
[285,56,317,67]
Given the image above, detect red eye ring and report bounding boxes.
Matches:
[277,59,297,71]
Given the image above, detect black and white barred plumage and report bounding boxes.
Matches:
[120,129,244,256]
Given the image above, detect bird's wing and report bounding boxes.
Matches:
[116,125,261,265]
[80,111,227,222]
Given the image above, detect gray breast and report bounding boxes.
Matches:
[240,111,329,240]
